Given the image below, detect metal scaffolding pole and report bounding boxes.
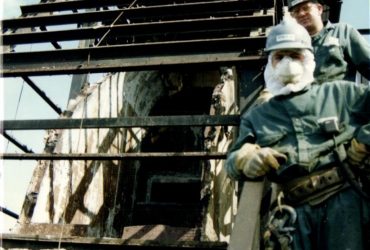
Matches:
[2,152,227,160]
[1,131,34,153]
[2,115,240,130]
[22,76,62,115]
[0,206,19,219]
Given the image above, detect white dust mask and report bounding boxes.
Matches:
[274,56,303,84]
[264,49,315,96]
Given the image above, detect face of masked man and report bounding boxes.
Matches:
[264,48,315,96]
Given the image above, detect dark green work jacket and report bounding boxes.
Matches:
[313,22,370,83]
[226,81,370,182]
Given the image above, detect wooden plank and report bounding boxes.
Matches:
[228,181,265,250]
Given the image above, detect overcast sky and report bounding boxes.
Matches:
[1,0,33,19]
[0,0,74,233]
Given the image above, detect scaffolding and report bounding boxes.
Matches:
[0,0,350,249]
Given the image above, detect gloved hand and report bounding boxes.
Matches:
[234,143,287,178]
[347,138,370,166]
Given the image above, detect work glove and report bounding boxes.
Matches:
[347,138,370,166]
[234,143,287,179]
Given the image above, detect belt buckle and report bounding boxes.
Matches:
[309,175,321,190]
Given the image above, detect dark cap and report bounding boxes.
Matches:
[287,0,321,10]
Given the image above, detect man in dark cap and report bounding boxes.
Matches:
[287,0,370,83]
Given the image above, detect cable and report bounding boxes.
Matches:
[5,80,25,152]
[95,0,138,47]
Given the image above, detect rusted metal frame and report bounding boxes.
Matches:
[1,37,266,77]
[20,0,132,14]
[359,29,370,35]
[20,0,134,14]
[20,0,262,15]
[4,36,264,57]
[0,207,19,219]
[4,37,262,60]
[95,0,139,47]
[1,52,265,77]
[2,115,240,130]
[3,1,261,29]
[1,152,227,160]
[2,15,273,45]
[22,76,62,115]
[2,233,228,249]
[1,131,34,153]
[39,26,61,49]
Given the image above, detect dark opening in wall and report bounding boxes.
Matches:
[149,177,201,203]
[129,84,214,227]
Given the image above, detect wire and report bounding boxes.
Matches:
[95,0,138,47]
[5,80,25,152]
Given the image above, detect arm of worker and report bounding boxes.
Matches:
[347,138,370,166]
[226,116,255,180]
[226,143,287,180]
[346,82,370,165]
[225,108,287,180]
[225,117,287,180]
[343,23,370,81]
[350,126,370,166]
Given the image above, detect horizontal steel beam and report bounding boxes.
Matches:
[359,29,370,35]
[2,233,228,249]
[22,76,62,115]
[2,115,240,130]
[0,207,19,219]
[1,37,266,76]
[20,0,135,14]
[19,0,270,15]
[2,15,273,45]
[3,1,264,29]
[1,52,265,76]
[1,152,227,160]
[1,131,34,153]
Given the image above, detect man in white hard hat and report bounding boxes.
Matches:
[226,16,370,249]
[287,0,370,83]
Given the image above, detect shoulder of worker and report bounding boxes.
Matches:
[325,21,354,30]
[313,22,358,44]
[313,80,368,94]
[324,21,360,36]
[316,79,355,87]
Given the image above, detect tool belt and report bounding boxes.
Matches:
[281,167,347,206]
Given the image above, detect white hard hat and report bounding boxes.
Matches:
[265,16,313,52]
